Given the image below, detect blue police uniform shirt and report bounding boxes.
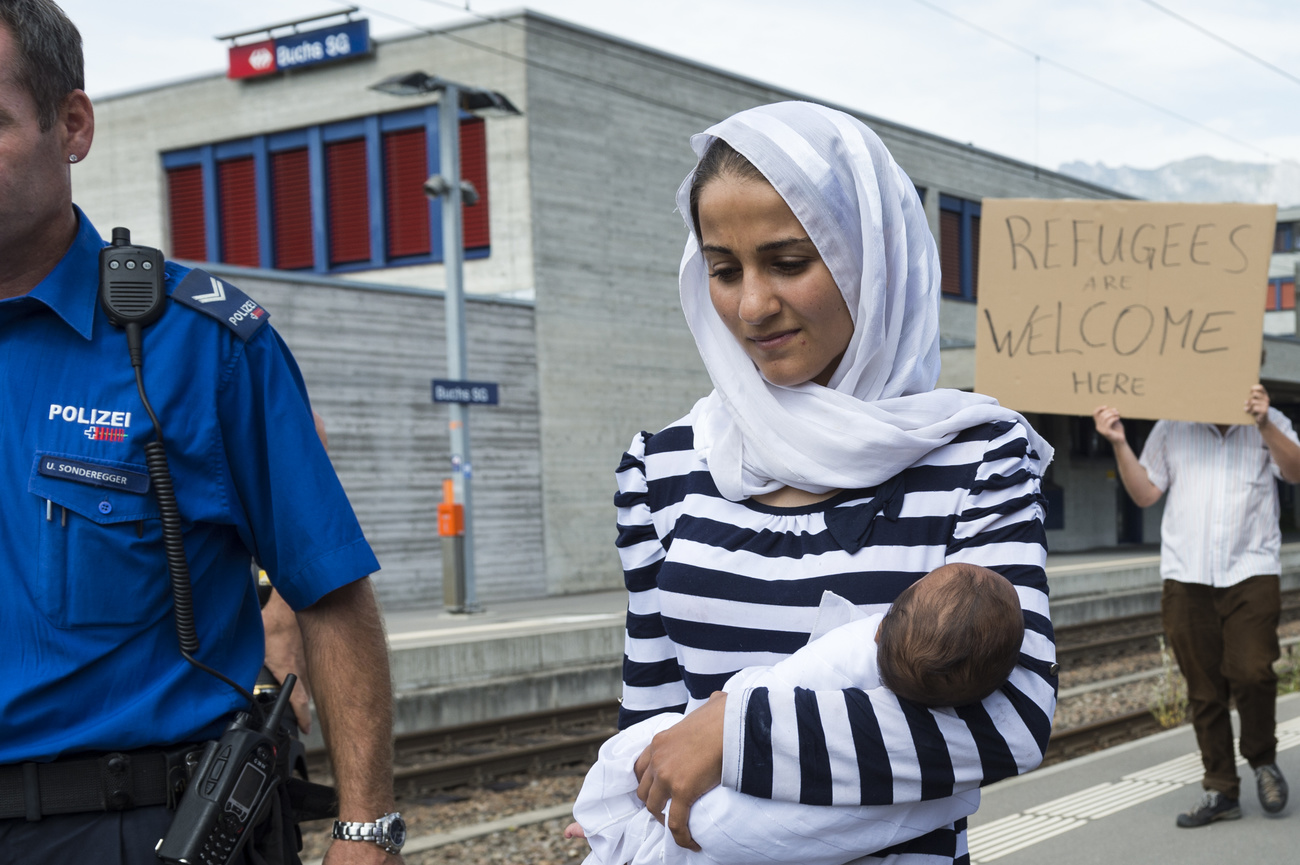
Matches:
[0,210,381,762]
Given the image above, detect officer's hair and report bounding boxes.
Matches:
[0,0,83,132]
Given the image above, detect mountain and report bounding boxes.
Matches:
[1058,156,1300,207]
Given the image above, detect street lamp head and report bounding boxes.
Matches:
[370,71,441,96]
[458,88,521,116]
[370,70,521,116]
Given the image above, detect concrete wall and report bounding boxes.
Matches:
[76,21,534,301]
[202,264,544,607]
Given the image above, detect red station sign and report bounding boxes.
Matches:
[228,39,277,79]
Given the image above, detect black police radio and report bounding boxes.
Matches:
[99,230,320,864]
[155,677,297,865]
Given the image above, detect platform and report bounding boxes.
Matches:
[296,543,1300,749]
[967,692,1300,863]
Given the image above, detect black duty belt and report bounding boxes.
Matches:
[0,748,199,821]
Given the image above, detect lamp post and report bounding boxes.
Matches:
[372,72,520,612]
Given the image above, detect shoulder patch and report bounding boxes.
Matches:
[171,269,270,341]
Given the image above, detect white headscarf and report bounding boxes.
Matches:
[678,102,1053,501]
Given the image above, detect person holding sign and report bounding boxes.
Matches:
[1093,385,1300,827]
[598,101,1059,865]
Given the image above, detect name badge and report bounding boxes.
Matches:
[38,456,151,494]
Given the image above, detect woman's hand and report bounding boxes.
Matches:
[633,691,727,851]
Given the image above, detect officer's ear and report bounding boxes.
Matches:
[59,89,94,164]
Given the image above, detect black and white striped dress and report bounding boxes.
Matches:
[615,416,1058,864]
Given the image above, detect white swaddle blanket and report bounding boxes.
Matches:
[573,594,980,865]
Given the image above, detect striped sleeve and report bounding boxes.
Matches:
[721,421,1058,806]
[616,431,689,729]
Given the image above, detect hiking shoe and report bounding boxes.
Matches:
[1255,763,1289,814]
[1176,790,1241,827]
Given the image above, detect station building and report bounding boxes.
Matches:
[72,8,1300,607]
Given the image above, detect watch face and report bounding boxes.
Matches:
[388,816,407,847]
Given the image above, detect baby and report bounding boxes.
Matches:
[568,563,1025,865]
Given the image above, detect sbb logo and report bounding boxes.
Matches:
[249,48,273,70]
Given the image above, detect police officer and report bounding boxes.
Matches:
[0,2,404,862]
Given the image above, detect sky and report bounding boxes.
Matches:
[57,0,1300,172]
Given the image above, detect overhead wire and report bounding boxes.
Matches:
[335,0,1066,172]
[1135,0,1300,90]
[335,0,1273,166]
[328,0,725,123]
[907,0,1273,159]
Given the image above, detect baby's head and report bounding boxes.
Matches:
[876,563,1024,707]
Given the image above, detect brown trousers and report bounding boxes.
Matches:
[1161,575,1281,800]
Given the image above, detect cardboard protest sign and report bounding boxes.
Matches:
[974,200,1275,425]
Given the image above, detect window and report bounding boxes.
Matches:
[383,127,431,259]
[217,157,259,267]
[459,119,490,250]
[325,138,371,265]
[271,149,313,270]
[1275,222,1295,253]
[167,165,207,261]
[1266,278,1295,312]
[939,194,981,301]
[162,106,491,273]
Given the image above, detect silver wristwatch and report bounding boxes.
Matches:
[332,812,407,854]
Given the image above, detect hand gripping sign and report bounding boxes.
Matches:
[974,200,1275,425]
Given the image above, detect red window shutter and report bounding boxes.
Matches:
[217,157,259,267]
[940,209,961,296]
[272,149,314,269]
[460,118,490,250]
[167,165,207,261]
[383,128,431,258]
[326,138,371,265]
[969,214,980,300]
[1284,280,1296,311]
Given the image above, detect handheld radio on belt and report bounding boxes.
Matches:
[98,229,316,864]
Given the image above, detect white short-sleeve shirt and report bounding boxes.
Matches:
[1139,408,1297,587]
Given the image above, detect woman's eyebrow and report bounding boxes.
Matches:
[756,236,813,253]
[702,237,813,256]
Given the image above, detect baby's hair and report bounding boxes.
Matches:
[688,139,767,240]
[876,563,1024,707]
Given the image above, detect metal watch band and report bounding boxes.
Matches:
[332,820,381,843]
[332,812,405,854]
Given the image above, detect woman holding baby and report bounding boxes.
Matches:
[576,102,1058,865]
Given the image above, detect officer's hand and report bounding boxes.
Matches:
[1093,406,1127,446]
[322,841,404,864]
[1245,384,1272,429]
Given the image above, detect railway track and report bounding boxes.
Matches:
[1040,709,1170,767]
[306,701,621,794]
[307,701,1185,794]
[302,607,1296,793]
